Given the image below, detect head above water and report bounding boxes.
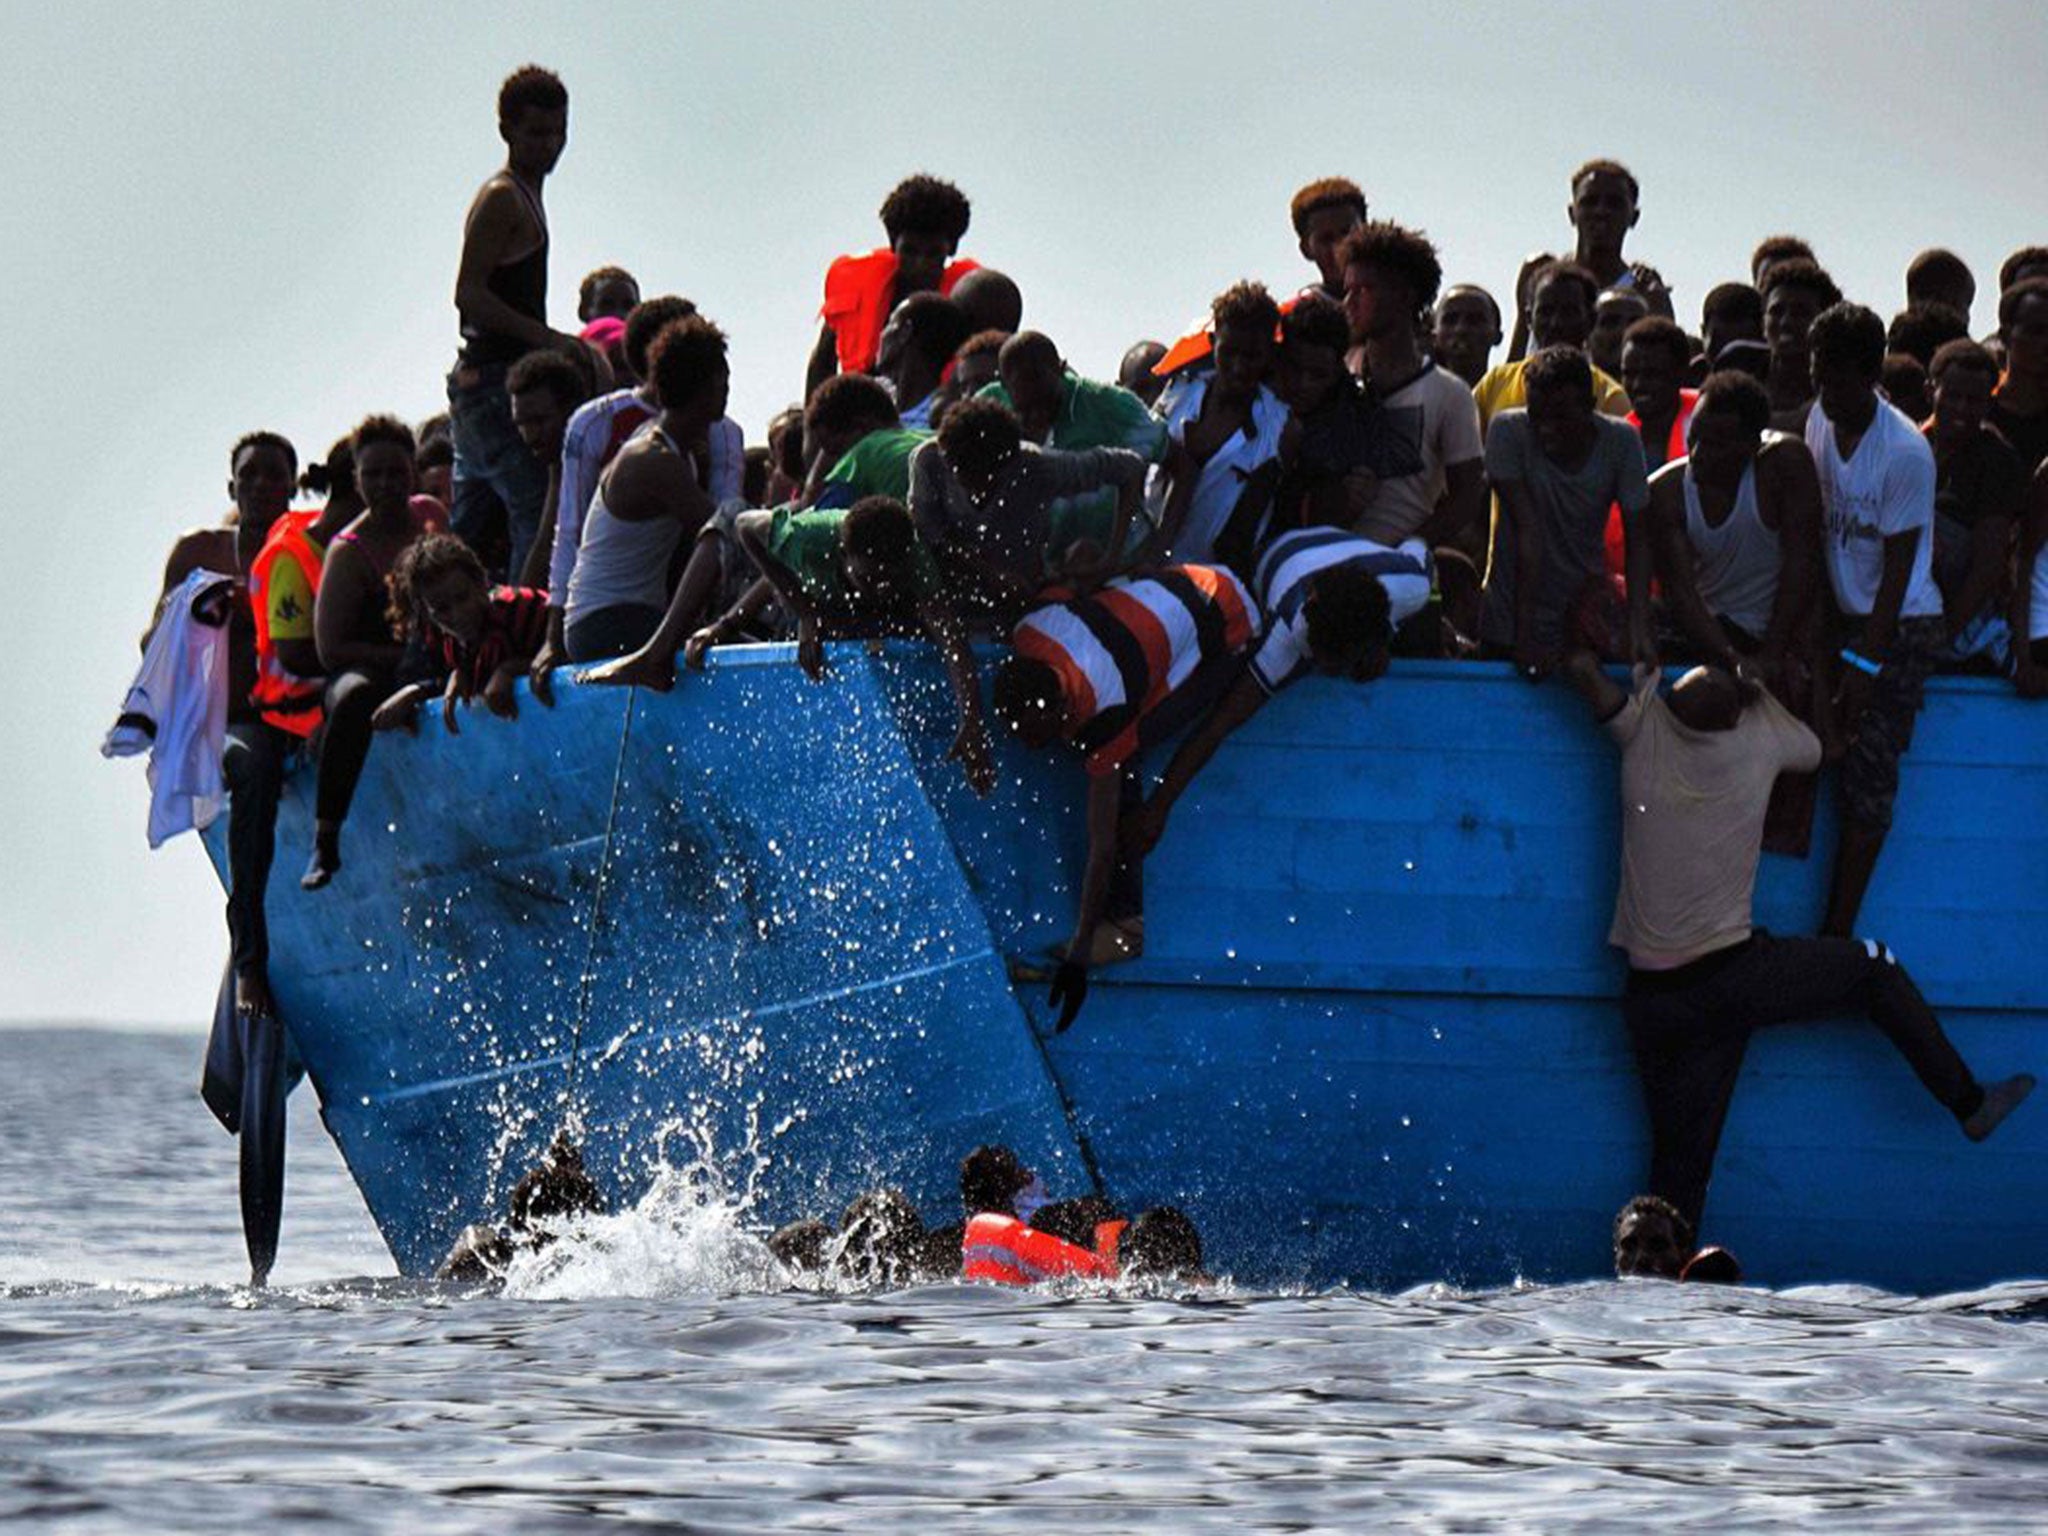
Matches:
[959,1144,1033,1217]
[1613,1193,1692,1279]
[1121,1206,1205,1282]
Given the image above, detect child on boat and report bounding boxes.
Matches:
[373,533,551,733]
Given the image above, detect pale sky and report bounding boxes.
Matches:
[5,0,2045,1025]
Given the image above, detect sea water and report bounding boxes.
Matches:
[2,1029,2044,1533]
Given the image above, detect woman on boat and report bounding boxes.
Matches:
[304,415,436,888]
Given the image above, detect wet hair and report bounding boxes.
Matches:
[805,372,900,442]
[351,413,416,460]
[1701,282,1763,330]
[1881,353,1931,420]
[647,316,728,413]
[1759,257,1843,311]
[1750,234,1815,275]
[230,429,297,476]
[578,264,638,317]
[506,347,591,414]
[892,291,974,364]
[1612,1193,1691,1251]
[1280,291,1350,355]
[1530,260,1600,312]
[1337,220,1444,312]
[1303,564,1392,661]
[1289,176,1368,236]
[832,1187,931,1285]
[959,1144,1030,1217]
[1886,303,1969,367]
[1211,280,1281,336]
[1693,369,1772,438]
[992,656,1063,733]
[879,174,971,246]
[1930,336,2000,384]
[1999,247,2048,294]
[1030,1196,1122,1249]
[937,397,1023,485]
[768,1218,834,1274]
[507,1136,604,1234]
[840,495,918,570]
[623,295,699,380]
[387,531,487,641]
[1570,157,1640,202]
[300,435,353,498]
[1523,344,1594,398]
[1622,315,1692,369]
[498,65,567,125]
[1809,302,1887,377]
[1438,283,1501,329]
[1905,248,1972,304]
[1998,276,2048,328]
[1121,1207,1204,1280]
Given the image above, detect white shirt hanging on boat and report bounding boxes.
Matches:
[1804,398,1944,620]
[103,568,234,848]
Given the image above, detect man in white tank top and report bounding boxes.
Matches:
[1647,370,1825,702]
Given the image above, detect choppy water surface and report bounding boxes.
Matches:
[2,1030,2044,1533]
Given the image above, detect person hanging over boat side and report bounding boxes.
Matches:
[1561,649,2034,1241]
[371,534,551,734]
[1121,526,1431,863]
[447,65,579,581]
[991,564,1261,1026]
[807,174,978,400]
[1611,1194,1740,1284]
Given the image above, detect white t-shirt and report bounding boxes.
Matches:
[1356,364,1483,547]
[1247,527,1431,694]
[1804,398,1943,620]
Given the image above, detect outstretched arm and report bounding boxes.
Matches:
[1560,649,1628,720]
[920,601,996,795]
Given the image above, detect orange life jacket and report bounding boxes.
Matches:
[1605,388,1697,586]
[822,249,979,375]
[962,1212,1122,1285]
[1152,288,1315,378]
[247,509,327,737]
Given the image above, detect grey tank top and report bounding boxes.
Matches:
[563,426,688,623]
[1683,453,1779,640]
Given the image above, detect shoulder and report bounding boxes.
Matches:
[1648,457,1688,494]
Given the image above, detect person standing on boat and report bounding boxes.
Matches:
[1563,651,2034,1239]
[1433,285,1504,390]
[448,65,579,581]
[991,565,1261,1026]
[874,292,973,430]
[1760,259,1843,430]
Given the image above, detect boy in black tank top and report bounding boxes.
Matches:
[447,66,580,582]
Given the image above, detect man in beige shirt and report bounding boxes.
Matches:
[1564,654,2032,1235]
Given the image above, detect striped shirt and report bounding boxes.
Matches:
[436,586,550,699]
[1012,564,1257,775]
[1248,528,1432,695]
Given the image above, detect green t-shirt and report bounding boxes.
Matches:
[819,427,931,506]
[766,506,942,614]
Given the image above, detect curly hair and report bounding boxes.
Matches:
[1280,291,1350,354]
[1530,259,1600,312]
[1750,234,1815,276]
[1694,369,1772,437]
[1621,315,1692,368]
[841,495,918,569]
[1288,176,1367,237]
[1523,344,1594,398]
[578,264,638,316]
[622,295,698,380]
[647,316,729,413]
[351,413,417,459]
[879,174,971,246]
[936,397,1022,485]
[300,435,352,498]
[805,373,899,441]
[1886,303,1969,367]
[507,348,592,414]
[1809,303,1887,377]
[1571,157,1639,202]
[1336,221,1444,311]
[386,531,487,641]
[1211,280,1281,335]
[498,65,566,124]
[1701,282,1762,329]
[1759,257,1842,310]
[1929,337,1999,384]
[891,292,974,362]
[1303,563,1392,660]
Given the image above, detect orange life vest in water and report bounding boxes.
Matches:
[962,1212,1122,1285]
[247,509,326,737]
[821,249,980,375]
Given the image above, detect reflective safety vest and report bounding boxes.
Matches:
[247,509,327,737]
[822,249,979,375]
[962,1212,1123,1285]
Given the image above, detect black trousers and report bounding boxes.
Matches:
[315,669,396,825]
[221,721,290,980]
[1623,931,1978,1233]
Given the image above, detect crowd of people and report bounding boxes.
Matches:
[140,66,2047,1282]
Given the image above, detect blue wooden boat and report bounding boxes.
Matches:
[206,647,2048,1292]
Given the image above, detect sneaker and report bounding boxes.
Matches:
[1964,1074,2036,1142]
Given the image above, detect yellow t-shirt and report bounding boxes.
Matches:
[265,534,326,642]
[1473,358,1631,431]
